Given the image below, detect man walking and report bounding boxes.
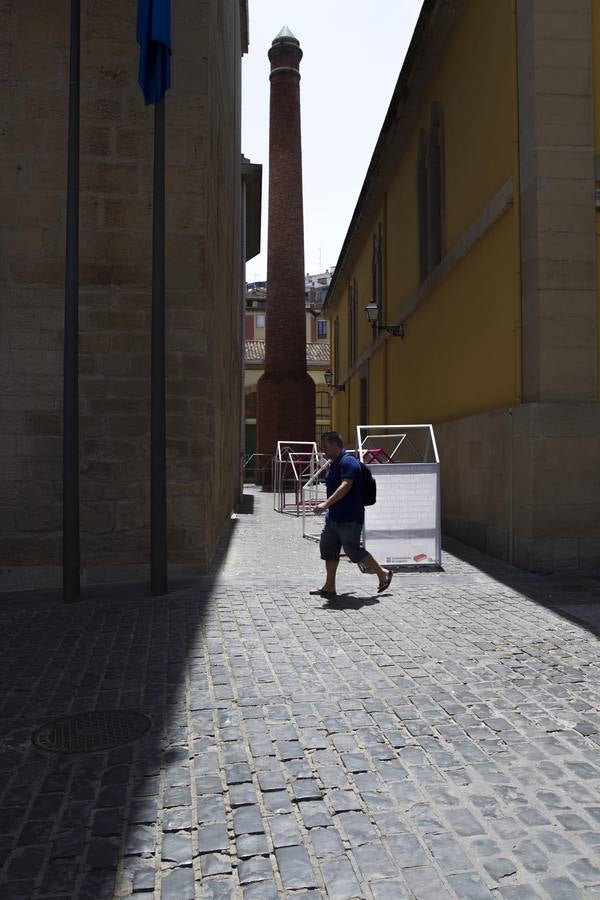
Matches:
[311,432,393,598]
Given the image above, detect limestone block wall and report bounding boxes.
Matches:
[0,0,244,586]
[436,403,600,574]
[435,409,511,564]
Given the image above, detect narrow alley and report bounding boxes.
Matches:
[1,487,600,898]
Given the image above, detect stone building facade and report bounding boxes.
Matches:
[1,1,259,588]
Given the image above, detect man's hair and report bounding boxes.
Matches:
[321,431,344,448]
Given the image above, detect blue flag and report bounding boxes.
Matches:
[137,0,172,105]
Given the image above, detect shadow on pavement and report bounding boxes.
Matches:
[0,502,243,899]
[444,535,600,641]
[321,593,381,611]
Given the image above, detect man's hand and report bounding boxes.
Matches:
[314,502,328,516]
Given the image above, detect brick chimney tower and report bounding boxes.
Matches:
[256,26,315,475]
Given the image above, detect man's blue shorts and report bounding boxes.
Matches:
[320,519,368,564]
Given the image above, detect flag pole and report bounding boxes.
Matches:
[151,95,167,595]
[63,0,81,603]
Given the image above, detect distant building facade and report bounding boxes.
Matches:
[244,271,332,475]
[1,1,260,588]
[324,0,600,573]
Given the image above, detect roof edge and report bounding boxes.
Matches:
[323,0,460,313]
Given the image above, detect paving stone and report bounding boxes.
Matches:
[567,857,600,883]
[236,832,269,858]
[130,858,156,891]
[161,832,193,864]
[199,852,232,877]
[513,839,549,875]
[328,789,361,813]
[128,798,158,824]
[0,882,38,900]
[386,833,429,867]
[262,789,292,814]
[86,838,120,869]
[447,872,495,898]
[498,887,542,899]
[163,806,193,831]
[78,869,117,899]
[257,771,286,792]
[297,799,332,829]
[197,795,227,825]
[402,865,449,897]
[370,880,411,899]
[352,841,398,880]
[196,776,223,795]
[309,826,345,858]
[443,808,486,836]
[541,876,583,899]
[160,866,195,899]
[164,785,191,808]
[233,805,264,836]
[6,846,46,878]
[198,824,229,854]
[275,845,317,889]
[242,882,280,900]
[320,856,363,900]
[229,783,257,807]
[268,813,302,849]
[336,810,378,844]
[292,779,322,801]
[237,855,273,885]
[426,832,473,874]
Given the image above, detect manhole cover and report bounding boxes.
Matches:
[32,709,152,754]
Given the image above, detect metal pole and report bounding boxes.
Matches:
[151,96,167,595]
[63,0,81,603]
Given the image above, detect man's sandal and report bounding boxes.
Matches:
[377,571,393,593]
[309,588,337,597]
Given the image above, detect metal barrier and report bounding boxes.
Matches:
[243,452,274,487]
[273,441,322,515]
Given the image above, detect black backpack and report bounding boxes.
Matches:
[359,462,377,506]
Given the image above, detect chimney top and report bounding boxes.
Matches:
[272,25,299,46]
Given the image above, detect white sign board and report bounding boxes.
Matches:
[363,463,441,565]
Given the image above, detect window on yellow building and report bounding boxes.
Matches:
[417,129,429,283]
[348,278,358,367]
[333,317,340,383]
[316,391,330,418]
[428,103,445,270]
[417,103,445,283]
[371,223,384,335]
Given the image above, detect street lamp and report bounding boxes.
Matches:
[324,368,345,392]
[364,301,404,337]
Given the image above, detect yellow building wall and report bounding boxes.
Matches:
[329,0,519,431]
[367,347,386,424]
[387,210,518,423]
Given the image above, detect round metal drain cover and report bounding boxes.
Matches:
[32,709,152,754]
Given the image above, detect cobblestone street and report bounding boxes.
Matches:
[1,486,600,899]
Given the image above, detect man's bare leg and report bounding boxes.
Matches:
[322,559,339,593]
[310,559,339,595]
[360,553,390,588]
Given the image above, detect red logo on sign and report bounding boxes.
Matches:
[413,553,427,562]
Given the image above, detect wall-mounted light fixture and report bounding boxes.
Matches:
[364,301,404,337]
[324,368,345,391]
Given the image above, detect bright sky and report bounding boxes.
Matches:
[241,0,424,283]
